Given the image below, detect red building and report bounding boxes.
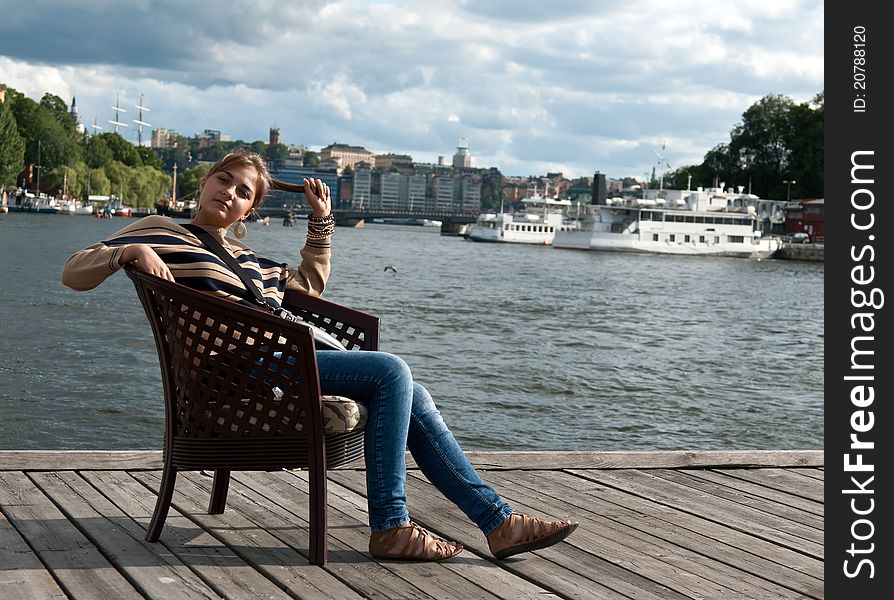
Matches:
[784,199,825,243]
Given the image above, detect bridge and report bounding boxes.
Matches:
[258,206,480,234]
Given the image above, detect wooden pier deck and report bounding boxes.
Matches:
[0,450,823,599]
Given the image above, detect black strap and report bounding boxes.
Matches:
[182,224,270,309]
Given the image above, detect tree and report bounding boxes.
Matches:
[303,151,319,168]
[40,93,75,134]
[8,90,82,174]
[84,135,114,168]
[177,164,211,202]
[98,132,142,167]
[250,140,267,156]
[782,91,824,198]
[0,101,25,185]
[137,146,164,170]
[267,143,289,162]
[87,167,111,196]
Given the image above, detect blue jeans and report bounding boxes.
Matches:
[312,350,514,534]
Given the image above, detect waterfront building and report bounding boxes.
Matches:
[320,143,374,171]
[784,198,824,242]
[267,163,339,213]
[460,174,481,211]
[380,172,401,210]
[432,176,455,211]
[352,163,372,209]
[269,127,280,146]
[406,174,426,212]
[194,129,231,149]
[150,128,172,149]
[375,153,414,173]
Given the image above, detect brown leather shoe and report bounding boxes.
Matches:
[487,513,578,559]
[369,521,463,561]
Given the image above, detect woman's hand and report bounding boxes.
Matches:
[119,244,175,282]
[303,178,331,218]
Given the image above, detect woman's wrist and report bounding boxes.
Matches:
[117,245,136,266]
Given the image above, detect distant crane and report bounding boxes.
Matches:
[109,94,129,134]
[653,139,672,191]
[133,94,151,146]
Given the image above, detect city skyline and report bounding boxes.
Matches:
[0,0,823,180]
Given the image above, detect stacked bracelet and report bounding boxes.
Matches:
[307,213,335,240]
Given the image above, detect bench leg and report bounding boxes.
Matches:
[146,464,177,542]
[208,469,231,514]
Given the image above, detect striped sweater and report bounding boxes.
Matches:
[61,215,330,309]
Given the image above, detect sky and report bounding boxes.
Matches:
[0,0,824,180]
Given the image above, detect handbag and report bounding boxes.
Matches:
[182,224,347,351]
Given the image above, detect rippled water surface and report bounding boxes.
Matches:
[0,212,823,451]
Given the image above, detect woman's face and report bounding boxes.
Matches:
[194,163,258,229]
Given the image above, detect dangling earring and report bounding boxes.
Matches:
[234,219,247,238]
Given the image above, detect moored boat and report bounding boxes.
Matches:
[468,193,579,245]
[553,187,781,259]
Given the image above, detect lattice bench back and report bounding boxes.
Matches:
[127,269,330,470]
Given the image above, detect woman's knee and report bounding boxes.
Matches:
[374,352,413,386]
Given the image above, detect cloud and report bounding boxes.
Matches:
[0,0,823,179]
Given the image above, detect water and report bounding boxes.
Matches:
[0,212,824,451]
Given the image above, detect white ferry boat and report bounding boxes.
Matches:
[467,194,579,245]
[553,187,781,259]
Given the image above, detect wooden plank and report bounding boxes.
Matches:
[408,450,823,470]
[646,469,823,530]
[331,469,709,600]
[132,470,364,600]
[711,468,824,503]
[259,470,564,600]
[0,450,823,471]
[785,468,825,481]
[29,471,220,599]
[0,471,142,599]
[82,470,291,600]
[471,469,816,600]
[0,451,163,471]
[0,507,67,600]
[569,468,823,558]
[510,469,823,598]
[677,469,824,517]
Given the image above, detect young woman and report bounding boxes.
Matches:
[62,147,578,561]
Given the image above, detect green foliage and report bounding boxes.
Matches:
[303,151,319,168]
[177,164,211,202]
[97,132,142,167]
[39,93,75,134]
[7,89,83,174]
[88,168,111,196]
[0,101,25,185]
[99,160,170,208]
[137,146,164,170]
[250,140,267,156]
[84,135,113,168]
[267,143,289,161]
[128,165,170,208]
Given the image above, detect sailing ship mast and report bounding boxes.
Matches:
[109,94,129,134]
[133,94,151,146]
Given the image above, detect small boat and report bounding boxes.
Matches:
[468,189,579,245]
[107,196,134,217]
